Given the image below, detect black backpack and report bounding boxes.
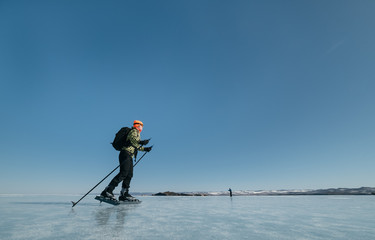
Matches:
[111,127,131,151]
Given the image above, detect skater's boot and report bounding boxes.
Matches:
[101,186,115,200]
[119,188,135,201]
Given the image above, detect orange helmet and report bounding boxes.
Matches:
[133,120,143,126]
[133,120,143,133]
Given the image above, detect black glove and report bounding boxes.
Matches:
[144,146,153,152]
[139,139,150,146]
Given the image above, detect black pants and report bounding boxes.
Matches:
[108,150,133,191]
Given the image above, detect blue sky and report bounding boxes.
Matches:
[1,0,374,194]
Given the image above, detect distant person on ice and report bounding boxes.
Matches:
[101,120,152,201]
[228,188,232,197]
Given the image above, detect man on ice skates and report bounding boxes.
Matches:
[101,120,152,201]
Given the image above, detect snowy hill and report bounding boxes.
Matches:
[153,187,375,196]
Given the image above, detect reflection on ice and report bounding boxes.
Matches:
[0,195,374,240]
[94,204,139,227]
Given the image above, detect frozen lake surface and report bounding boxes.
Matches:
[1,194,374,240]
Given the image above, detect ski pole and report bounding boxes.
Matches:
[134,150,149,167]
[71,150,150,207]
[71,165,120,207]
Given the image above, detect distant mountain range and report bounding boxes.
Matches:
[152,187,375,196]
